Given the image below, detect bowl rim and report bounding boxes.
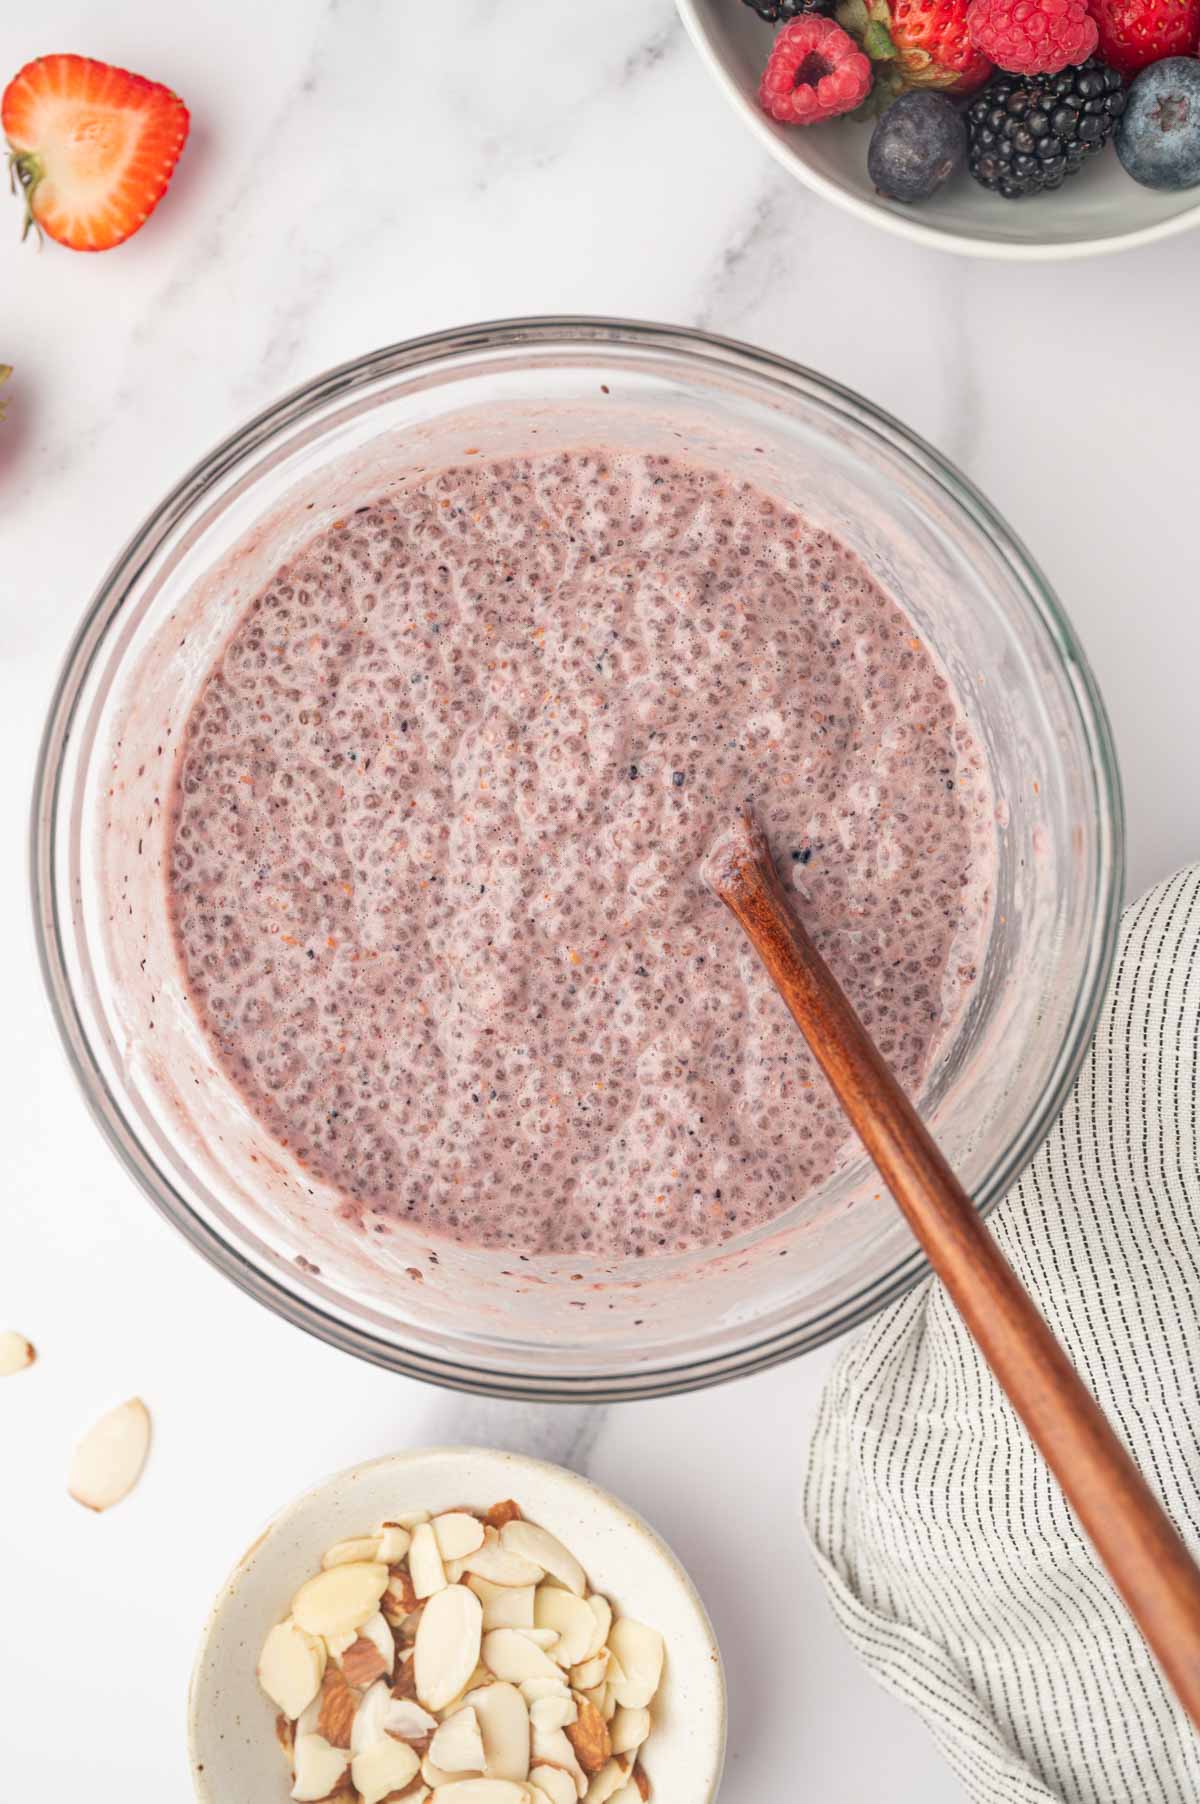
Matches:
[29,315,1126,1400]
[187,1444,727,1804]
[674,0,1200,262]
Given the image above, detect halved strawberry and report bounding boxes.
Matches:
[3,54,189,251]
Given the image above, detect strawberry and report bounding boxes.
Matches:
[838,0,992,103]
[1087,0,1200,73]
[3,54,189,251]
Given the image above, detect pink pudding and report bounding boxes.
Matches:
[167,448,995,1257]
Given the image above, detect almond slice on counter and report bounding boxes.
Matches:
[410,1522,449,1599]
[535,1589,598,1668]
[466,1681,530,1783]
[529,1768,577,1804]
[583,1596,612,1663]
[386,1697,439,1742]
[67,1397,151,1511]
[0,1331,35,1376]
[323,1535,382,1569]
[292,1562,390,1639]
[427,1782,530,1803]
[565,1696,611,1776]
[433,1512,487,1561]
[415,1584,484,1711]
[258,1619,327,1720]
[429,1706,486,1774]
[499,1522,585,1597]
[482,1628,562,1684]
[608,1708,649,1756]
[378,1523,413,1563]
[352,1735,420,1804]
[468,1576,536,1631]
[463,1528,545,1589]
[291,1733,349,1802]
[605,1622,663,1711]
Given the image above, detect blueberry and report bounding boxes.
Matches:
[868,92,968,204]
[1116,58,1200,191]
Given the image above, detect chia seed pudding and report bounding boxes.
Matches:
[167,449,994,1257]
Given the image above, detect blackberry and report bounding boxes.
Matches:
[740,0,833,21]
[966,58,1127,199]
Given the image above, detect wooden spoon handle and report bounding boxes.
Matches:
[708,811,1200,1732]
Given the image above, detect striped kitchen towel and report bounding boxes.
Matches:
[804,864,1200,1803]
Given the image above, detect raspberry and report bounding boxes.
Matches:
[966,0,1099,75]
[758,16,874,124]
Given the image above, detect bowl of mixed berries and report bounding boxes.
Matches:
[677,0,1200,254]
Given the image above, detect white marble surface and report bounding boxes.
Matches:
[4,3,1199,1799]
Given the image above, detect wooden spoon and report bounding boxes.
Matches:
[705,807,1200,1732]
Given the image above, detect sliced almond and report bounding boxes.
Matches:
[410,1522,448,1599]
[317,1665,358,1750]
[529,1693,577,1732]
[605,1623,662,1711]
[499,1523,585,1598]
[440,1662,493,1717]
[393,1647,419,1699]
[386,1696,439,1742]
[482,1629,562,1684]
[597,1685,618,1724]
[530,1723,587,1798]
[484,1499,522,1530]
[293,1562,390,1639]
[259,1619,327,1720]
[465,1681,530,1783]
[0,1331,34,1376]
[67,1397,150,1511]
[586,1761,630,1804]
[582,1597,612,1663]
[432,1512,486,1561]
[535,1591,598,1670]
[351,1680,391,1757]
[352,1736,420,1804]
[468,1576,536,1631]
[570,1653,609,1693]
[386,1511,431,1531]
[415,1583,483,1711]
[378,1524,414,1563]
[530,1768,577,1804]
[384,1564,421,1622]
[340,1616,392,1689]
[463,1528,545,1588]
[423,1754,470,1788]
[520,1677,574,1708]
[426,1783,529,1803]
[291,1733,349,1801]
[429,1706,486,1774]
[565,1697,611,1776]
[323,1535,383,1569]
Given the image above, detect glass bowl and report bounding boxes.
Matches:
[31,317,1124,1399]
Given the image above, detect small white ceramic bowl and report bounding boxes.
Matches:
[189,1447,726,1803]
[676,0,1200,258]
